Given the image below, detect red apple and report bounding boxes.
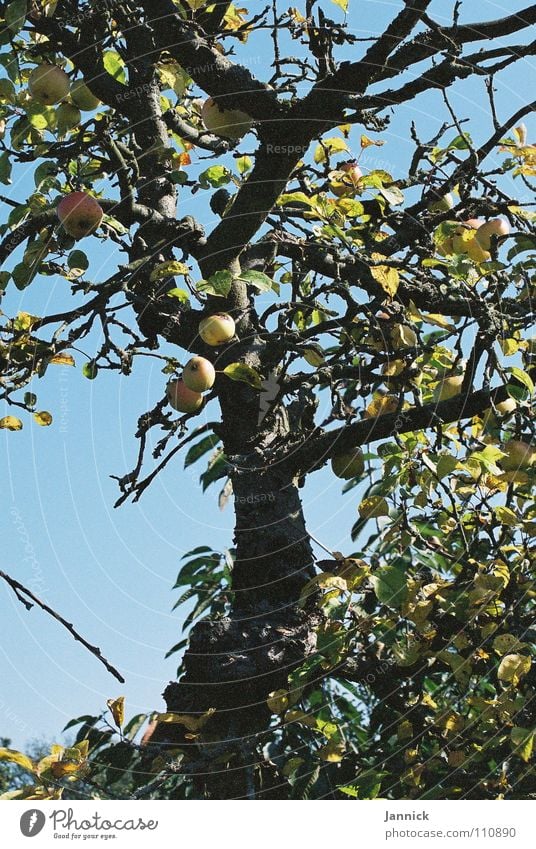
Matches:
[29,63,70,105]
[331,161,363,197]
[331,448,365,480]
[201,98,252,140]
[182,356,215,392]
[167,379,204,414]
[57,191,103,239]
[198,313,235,346]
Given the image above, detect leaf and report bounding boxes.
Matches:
[197,270,233,297]
[184,433,220,468]
[267,690,289,714]
[166,288,190,303]
[199,165,231,189]
[506,366,534,395]
[223,362,263,390]
[329,0,348,12]
[0,416,23,431]
[236,155,252,174]
[370,263,400,297]
[67,250,89,272]
[371,565,408,607]
[497,654,531,685]
[155,708,215,732]
[33,411,52,426]
[359,496,389,519]
[103,50,127,84]
[150,260,189,282]
[50,353,75,366]
[0,151,12,185]
[318,739,345,762]
[511,727,535,762]
[0,747,34,774]
[314,136,349,164]
[436,454,459,480]
[238,270,274,292]
[107,696,125,729]
[5,0,27,33]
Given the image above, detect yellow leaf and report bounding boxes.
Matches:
[33,411,52,427]
[329,0,348,11]
[318,739,345,762]
[155,708,215,732]
[511,727,535,762]
[361,134,384,149]
[370,263,400,297]
[364,394,398,419]
[358,496,389,519]
[0,748,35,774]
[267,690,289,715]
[107,696,125,728]
[50,353,75,366]
[498,654,531,685]
[0,416,23,431]
[314,136,349,164]
[149,260,190,281]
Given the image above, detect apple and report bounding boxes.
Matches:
[428,192,454,213]
[198,313,235,346]
[500,439,536,471]
[167,379,204,414]
[56,102,81,134]
[331,448,365,480]
[434,374,464,402]
[481,397,517,428]
[57,191,103,239]
[70,79,101,111]
[331,160,363,197]
[475,218,510,251]
[29,63,70,105]
[182,356,216,392]
[201,97,253,140]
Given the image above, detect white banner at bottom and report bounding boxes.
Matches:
[1,800,534,848]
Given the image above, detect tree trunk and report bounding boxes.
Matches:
[152,347,318,798]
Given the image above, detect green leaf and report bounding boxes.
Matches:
[103,50,127,84]
[166,288,190,303]
[199,165,231,189]
[507,366,534,395]
[12,262,34,290]
[68,250,89,272]
[0,151,12,185]
[511,727,535,762]
[238,270,274,292]
[24,392,37,408]
[223,362,263,390]
[184,433,220,468]
[150,260,189,281]
[436,454,459,480]
[197,270,233,297]
[5,0,27,33]
[236,155,252,174]
[371,565,407,608]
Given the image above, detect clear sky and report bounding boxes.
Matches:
[1,0,533,750]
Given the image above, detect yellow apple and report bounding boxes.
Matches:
[198,313,235,346]
[29,64,70,105]
[182,356,216,392]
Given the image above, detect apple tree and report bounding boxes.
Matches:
[0,0,535,800]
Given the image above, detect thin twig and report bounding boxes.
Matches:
[0,570,125,683]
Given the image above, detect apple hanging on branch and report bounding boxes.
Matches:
[28,63,70,105]
[182,357,216,393]
[167,379,204,414]
[57,192,103,239]
[198,314,236,347]
[201,97,253,140]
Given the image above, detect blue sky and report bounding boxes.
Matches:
[1,0,533,750]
